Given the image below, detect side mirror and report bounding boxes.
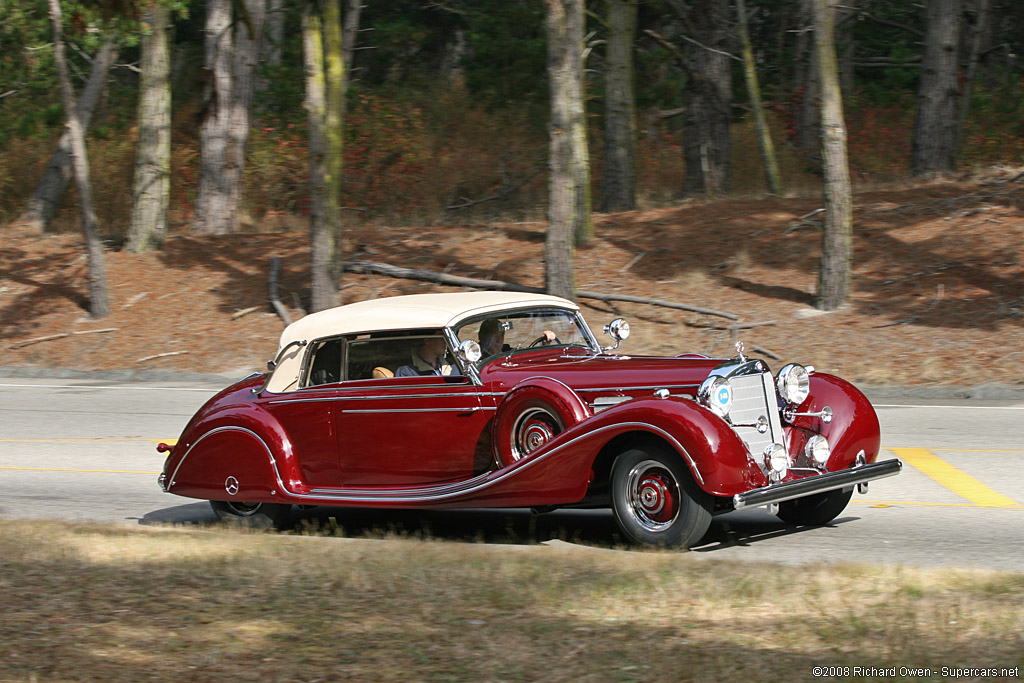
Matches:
[456,339,482,364]
[602,318,630,352]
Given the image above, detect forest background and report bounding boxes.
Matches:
[2,0,1023,386]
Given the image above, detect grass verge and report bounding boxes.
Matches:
[1,520,1022,682]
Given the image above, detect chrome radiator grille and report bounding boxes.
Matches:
[729,372,784,456]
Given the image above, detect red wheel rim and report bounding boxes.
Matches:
[626,461,680,531]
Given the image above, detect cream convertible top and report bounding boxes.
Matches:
[265,291,579,392]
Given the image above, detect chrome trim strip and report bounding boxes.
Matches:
[272,420,703,504]
[269,391,501,405]
[311,471,494,496]
[342,407,496,414]
[732,459,903,510]
[577,384,700,392]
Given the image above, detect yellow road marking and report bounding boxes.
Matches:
[930,448,1024,454]
[884,446,1024,454]
[0,466,160,474]
[890,447,1020,508]
[855,499,1024,510]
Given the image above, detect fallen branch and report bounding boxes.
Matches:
[137,350,190,362]
[783,208,824,234]
[690,320,776,330]
[9,333,69,350]
[575,290,739,320]
[73,328,117,335]
[751,344,782,360]
[339,260,740,320]
[232,306,262,320]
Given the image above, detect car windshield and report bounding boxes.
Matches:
[452,308,595,363]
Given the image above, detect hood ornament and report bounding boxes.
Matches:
[735,340,747,362]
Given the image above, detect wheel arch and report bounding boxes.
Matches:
[587,429,708,502]
[165,405,301,503]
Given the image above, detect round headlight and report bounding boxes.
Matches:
[805,435,831,465]
[776,364,810,406]
[698,376,733,418]
[763,443,789,477]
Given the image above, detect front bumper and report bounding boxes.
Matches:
[733,458,902,510]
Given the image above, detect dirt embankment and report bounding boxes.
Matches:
[3,171,1022,389]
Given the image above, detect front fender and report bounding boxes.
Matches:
[787,373,881,468]
[571,397,767,496]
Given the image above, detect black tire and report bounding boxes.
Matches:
[610,447,713,548]
[210,500,292,530]
[776,487,853,526]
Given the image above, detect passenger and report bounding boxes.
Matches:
[395,336,457,377]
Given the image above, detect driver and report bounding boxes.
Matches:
[478,318,556,357]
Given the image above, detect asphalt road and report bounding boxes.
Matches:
[1,374,1021,570]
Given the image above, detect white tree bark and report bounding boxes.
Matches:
[126,2,171,253]
[193,0,233,234]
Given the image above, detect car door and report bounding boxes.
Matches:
[258,338,343,488]
[333,334,495,486]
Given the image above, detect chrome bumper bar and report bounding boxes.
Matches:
[733,458,903,511]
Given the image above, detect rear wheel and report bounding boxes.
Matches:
[210,500,292,530]
[610,447,712,548]
[776,487,852,526]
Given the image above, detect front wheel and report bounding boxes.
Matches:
[776,487,852,526]
[210,500,292,530]
[610,447,713,548]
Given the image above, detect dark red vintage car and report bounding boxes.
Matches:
[158,291,901,547]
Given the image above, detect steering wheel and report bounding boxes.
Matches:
[527,334,561,348]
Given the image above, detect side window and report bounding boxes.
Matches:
[305,339,343,387]
[345,331,458,380]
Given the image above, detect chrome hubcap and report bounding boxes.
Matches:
[225,501,262,516]
[510,407,560,461]
[625,460,680,532]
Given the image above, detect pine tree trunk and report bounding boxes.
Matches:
[126,2,171,253]
[341,0,363,113]
[797,0,822,166]
[813,0,853,311]
[194,0,233,235]
[19,37,118,232]
[955,0,990,160]
[911,0,961,176]
[565,0,592,246]
[223,0,266,232]
[324,0,345,261]
[47,0,109,319]
[680,0,732,196]
[305,6,336,312]
[599,0,637,213]
[544,0,579,300]
[736,0,783,195]
[254,0,285,105]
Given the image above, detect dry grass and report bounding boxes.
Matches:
[2,520,1022,682]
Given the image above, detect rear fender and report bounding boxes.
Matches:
[167,426,281,502]
[164,400,305,502]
